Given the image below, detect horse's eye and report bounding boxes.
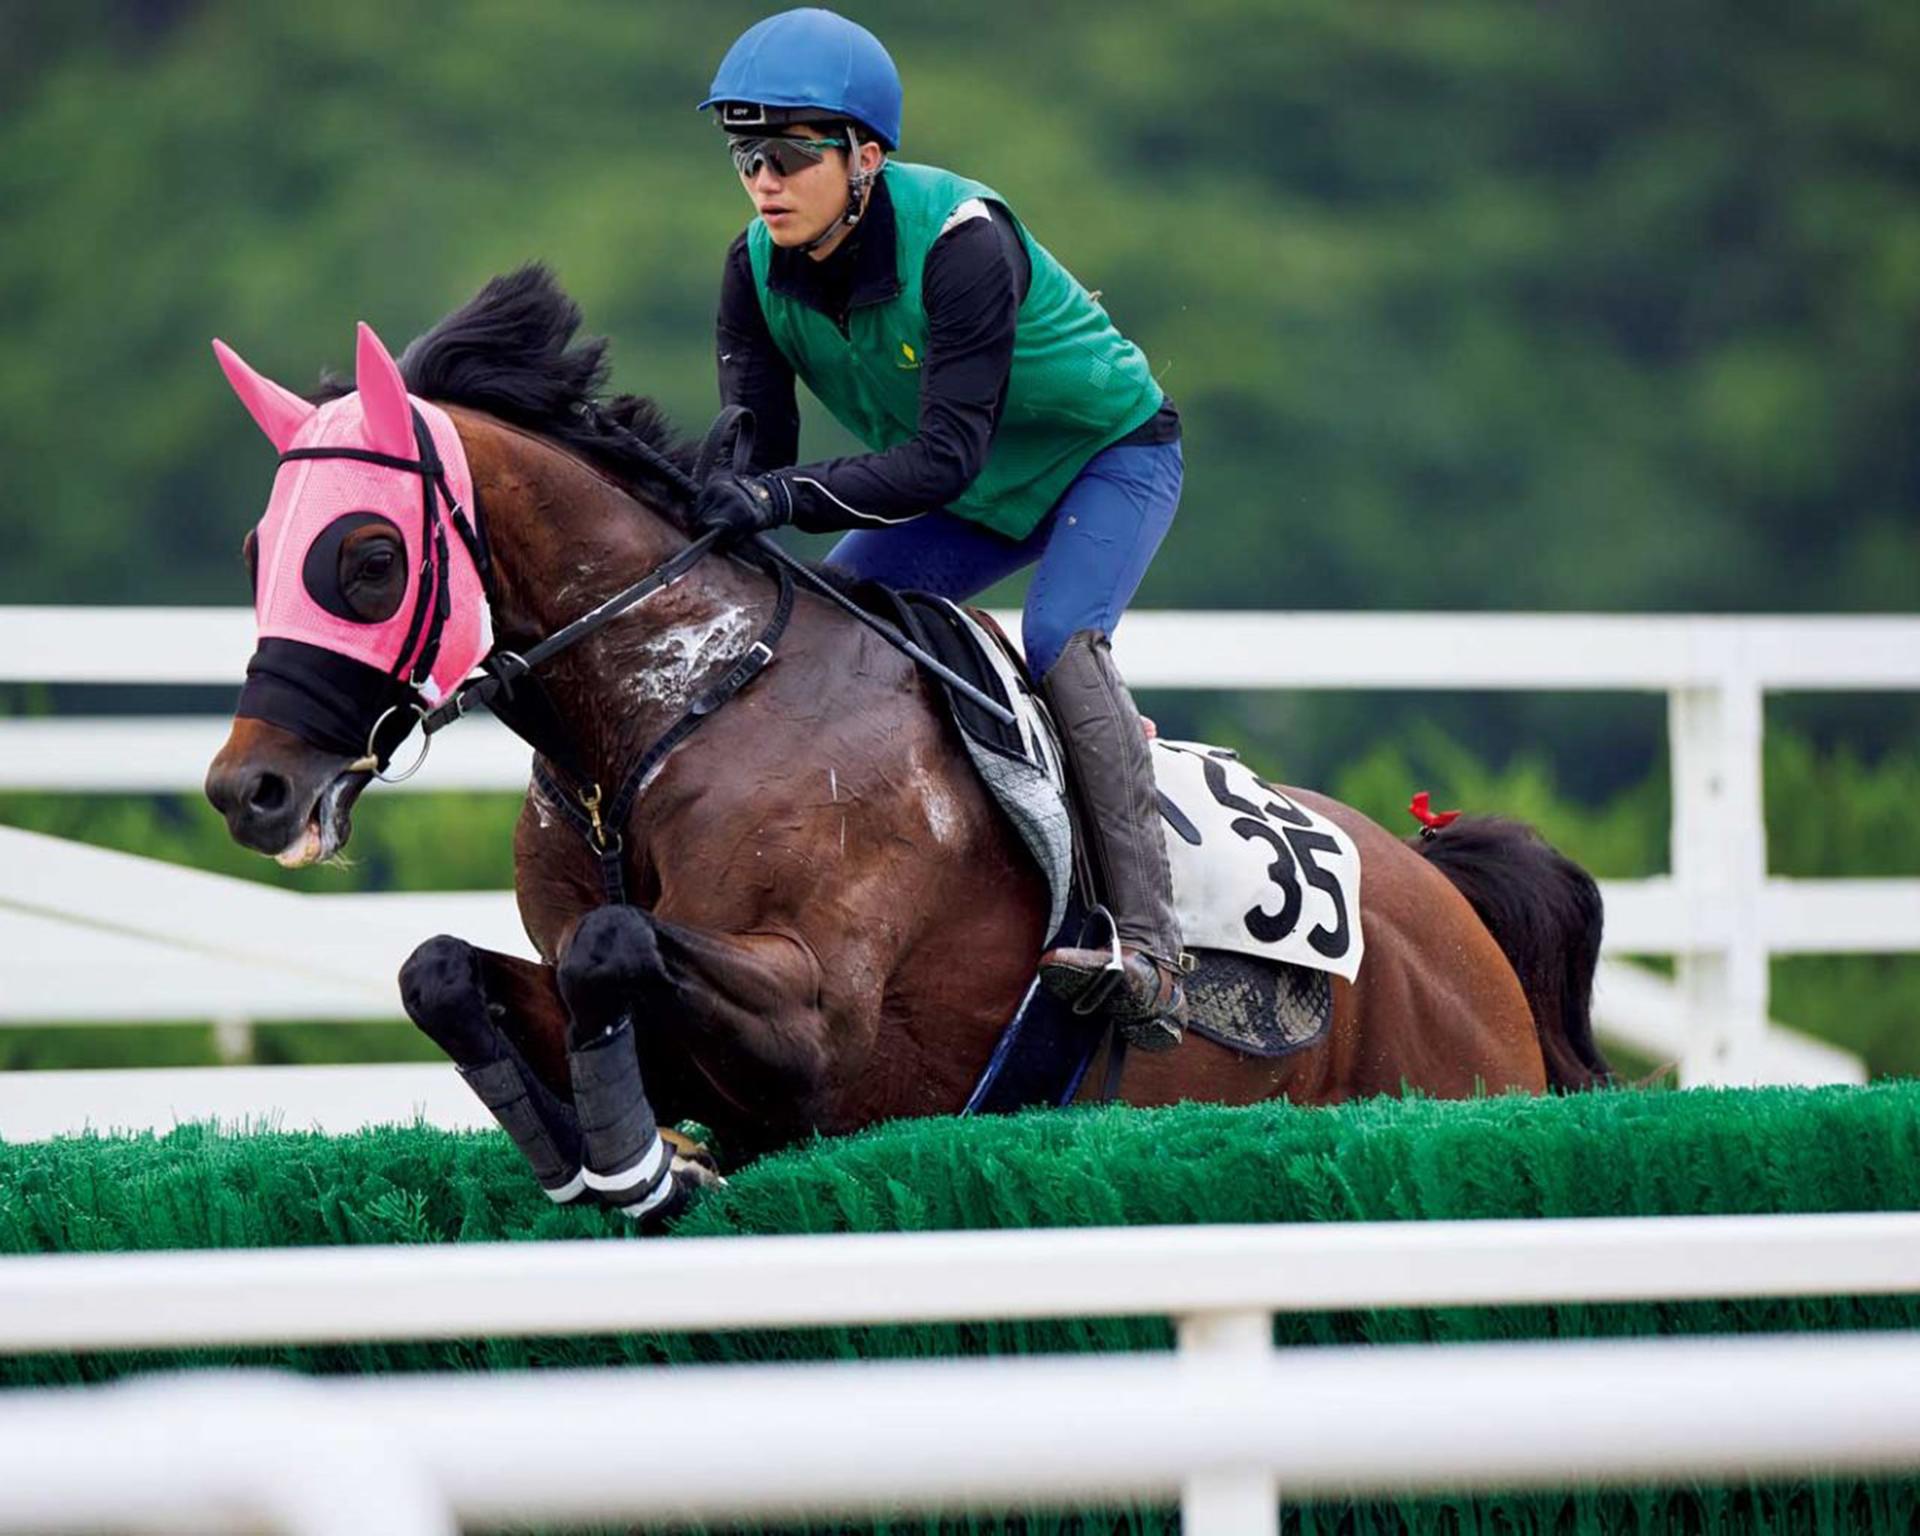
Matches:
[303,511,405,623]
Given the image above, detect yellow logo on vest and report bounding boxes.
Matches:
[896,341,920,370]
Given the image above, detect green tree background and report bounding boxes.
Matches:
[1,1,1915,1071]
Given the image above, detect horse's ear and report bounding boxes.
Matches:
[212,339,317,453]
[354,321,415,459]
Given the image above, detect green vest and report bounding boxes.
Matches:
[747,162,1164,539]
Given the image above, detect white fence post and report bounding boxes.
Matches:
[1177,1309,1278,1536]
[1668,667,1769,1085]
[212,1013,255,1064]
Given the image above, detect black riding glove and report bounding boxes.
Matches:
[693,471,793,541]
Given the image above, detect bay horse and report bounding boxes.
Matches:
[205,267,1609,1220]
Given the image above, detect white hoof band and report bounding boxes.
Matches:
[617,1170,683,1220]
[581,1133,667,1201]
[540,1168,589,1204]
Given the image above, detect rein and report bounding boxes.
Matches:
[294,397,1013,900]
[420,527,727,737]
[421,407,793,906]
[574,404,1016,727]
[423,403,1009,754]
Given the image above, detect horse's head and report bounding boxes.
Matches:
[204,322,491,865]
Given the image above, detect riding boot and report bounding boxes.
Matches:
[1036,629,1188,1051]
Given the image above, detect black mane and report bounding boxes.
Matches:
[369,264,698,514]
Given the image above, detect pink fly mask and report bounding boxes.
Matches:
[213,322,492,766]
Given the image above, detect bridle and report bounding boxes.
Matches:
[281,399,1010,903]
[274,406,491,780]
[271,402,742,785]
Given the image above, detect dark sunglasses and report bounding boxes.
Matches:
[728,134,848,179]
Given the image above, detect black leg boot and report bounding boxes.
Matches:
[400,936,587,1204]
[1035,629,1189,1051]
[556,906,688,1222]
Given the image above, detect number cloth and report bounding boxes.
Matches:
[1152,742,1367,983]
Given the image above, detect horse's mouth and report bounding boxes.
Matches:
[274,768,373,868]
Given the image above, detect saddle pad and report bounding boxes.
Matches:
[1153,741,1366,983]
[883,591,1073,939]
[1184,947,1333,1058]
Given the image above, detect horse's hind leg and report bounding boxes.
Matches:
[399,936,587,1205]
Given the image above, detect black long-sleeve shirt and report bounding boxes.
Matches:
[716,174,1177,533]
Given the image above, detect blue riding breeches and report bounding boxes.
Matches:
[823,438,1183,680]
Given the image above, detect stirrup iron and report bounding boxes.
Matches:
[1066,906,1127,1018]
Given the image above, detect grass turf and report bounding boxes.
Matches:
[2,1084,1917,1531]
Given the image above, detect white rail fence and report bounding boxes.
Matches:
[1,1215,1919,1533]
[3,606,1918,1095]
[8,610,1917,1533]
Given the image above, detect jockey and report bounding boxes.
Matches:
[696,7,1190,1050]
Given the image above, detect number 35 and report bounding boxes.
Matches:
[1229,817,1351,960]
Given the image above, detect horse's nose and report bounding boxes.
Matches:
[205,760,297,851]
[242,769,290,817]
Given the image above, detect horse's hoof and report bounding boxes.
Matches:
[624,1158,725,1229]
[662,1126,722,1179]
[623,1171,696,1228]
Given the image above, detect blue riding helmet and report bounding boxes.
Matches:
[698,8,903,150]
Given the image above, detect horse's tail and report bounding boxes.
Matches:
[1410,816,1612,1091]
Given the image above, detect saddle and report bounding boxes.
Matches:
[871,590,1338,1111]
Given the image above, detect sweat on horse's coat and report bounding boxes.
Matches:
[628,604,756,713]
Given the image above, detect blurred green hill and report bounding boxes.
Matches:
[4,0,1914,611]
[2,1,1916,797]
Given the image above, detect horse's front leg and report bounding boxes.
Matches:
[401,934,722,1217]
[555,903,832,1213]
[399,937,588,1205]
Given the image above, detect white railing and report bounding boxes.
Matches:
[4,606,1919,1088]
[1,1215,1918,1533]
[5,1213,1919,1347]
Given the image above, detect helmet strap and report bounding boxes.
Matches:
[797,123,877,257]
